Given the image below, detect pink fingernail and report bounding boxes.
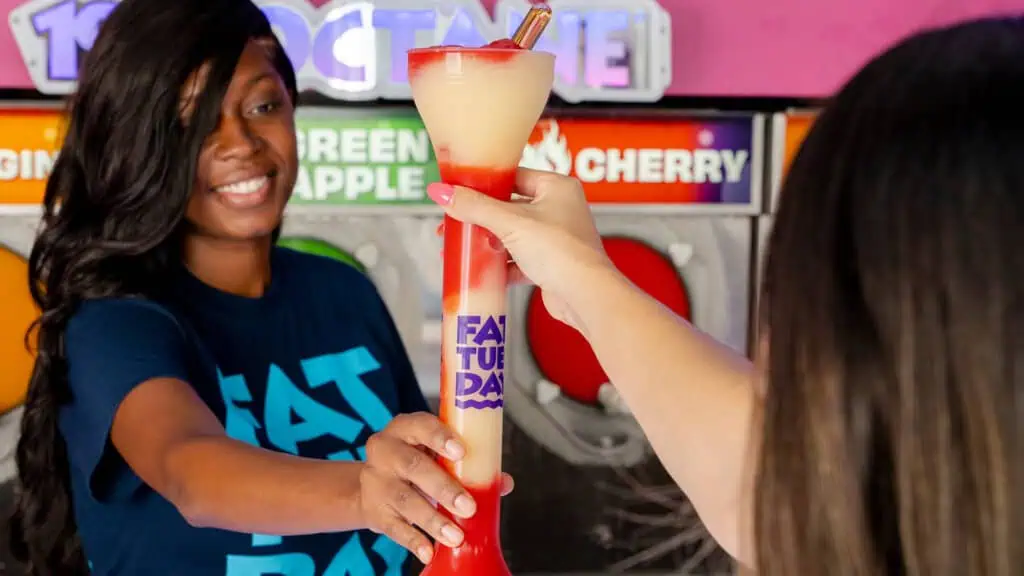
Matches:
[427,183,454,206]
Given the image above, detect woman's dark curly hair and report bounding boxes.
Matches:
[8,0,297,573]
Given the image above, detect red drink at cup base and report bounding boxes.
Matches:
[408,45,554,576]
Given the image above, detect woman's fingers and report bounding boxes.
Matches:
[371,414,475,519]
[434,197,532,238]
[513,168,553,198]
[381,475,464,547]
[377,508,436,564]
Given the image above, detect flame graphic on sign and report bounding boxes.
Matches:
[520,120,573,175]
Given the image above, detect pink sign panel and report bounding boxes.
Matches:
[0,0,1020,98]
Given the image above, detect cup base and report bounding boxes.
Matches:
[421,546,512,576]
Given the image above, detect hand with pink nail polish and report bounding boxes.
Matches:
[359,412,514,564]
[426,168,610,330]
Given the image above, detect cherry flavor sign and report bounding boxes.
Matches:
[519,116,765,213]
[8,0,671,102]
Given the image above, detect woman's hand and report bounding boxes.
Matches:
[427,168,613,329]
[359,412,513,564]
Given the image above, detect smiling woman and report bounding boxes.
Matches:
[9,1,487,576]
[182,41,298,247]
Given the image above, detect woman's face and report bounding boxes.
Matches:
[185,39,297,241]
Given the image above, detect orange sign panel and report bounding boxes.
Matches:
[0,247,35,412]
[781,113,815,174]
[0,108,64,204]
[770,111,817,211]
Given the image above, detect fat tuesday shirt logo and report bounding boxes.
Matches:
[218,346,407,576]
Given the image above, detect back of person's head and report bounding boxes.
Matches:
[758,16,1024,576]
[9,0,296,573]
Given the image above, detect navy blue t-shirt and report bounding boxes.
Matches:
[59,247,429,575]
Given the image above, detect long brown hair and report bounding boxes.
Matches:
[757,17,1023,576]
[7,0,297,573]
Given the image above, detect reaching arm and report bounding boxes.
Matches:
[426,170,761,563]
[111,377,364,535]
[567,262,760,565]
[61,298,364,536]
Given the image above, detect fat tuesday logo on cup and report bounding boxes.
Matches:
[519,116,761,208]
[0,108,64,204]
[452,314,507,410]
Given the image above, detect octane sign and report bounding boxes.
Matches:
[8,0,672,103]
